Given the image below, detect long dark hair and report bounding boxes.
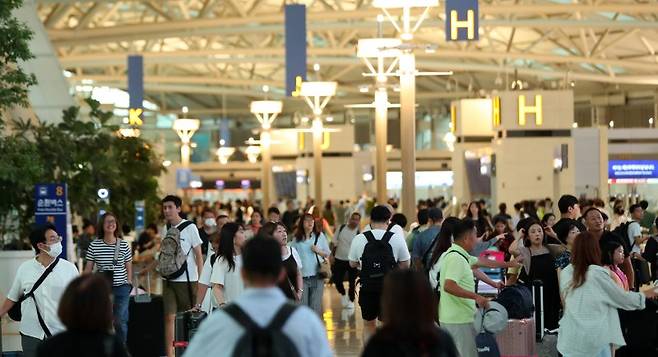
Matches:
[601,240,622,266]
[429,217,460,266]
[294,213,316,242]
[570,232,602,291]
[218,222,241,272]
[380,270,442,353]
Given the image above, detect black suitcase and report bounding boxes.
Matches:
[127,273,166,357]
[174,310,208,357]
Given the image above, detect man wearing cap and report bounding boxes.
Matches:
[583,207,635,289]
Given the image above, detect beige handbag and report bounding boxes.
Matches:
[314,234,332,280]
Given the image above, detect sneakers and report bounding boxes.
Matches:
[340,294,349,307]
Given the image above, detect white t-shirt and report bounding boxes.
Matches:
[199,254,218,312]
[7,258,79,339]
[334,225,359,261]
[210,255,245,304]
[628,221,642,254]
[165,220,203,282]
[363,223,405,239]
[348,228,411,267]
[282,246,303,269]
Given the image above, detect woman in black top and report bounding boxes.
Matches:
[362,270,458,357]
[37,274,129,357]
[260,222,303,301]
[466,201,493,236]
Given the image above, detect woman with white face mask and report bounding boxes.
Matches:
[199,209,217,256]
[0,223,79,357]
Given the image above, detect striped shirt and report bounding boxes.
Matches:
[86,239,132,286]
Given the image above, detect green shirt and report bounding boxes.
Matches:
[438,244,479,324]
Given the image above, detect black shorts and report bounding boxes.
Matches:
[359,290,382,321]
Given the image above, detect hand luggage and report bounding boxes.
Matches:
[127,271,166,357]
[174,310,208,357]
[495,280,544,357]
[495,318,537,357]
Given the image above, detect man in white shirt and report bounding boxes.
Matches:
[185,237,332,357]
[332,212,361,309]
[161,195,204,357]
[0,223,79,357]
[349,206,411,340]
[627,203,647,257]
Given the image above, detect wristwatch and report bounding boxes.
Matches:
[297,289,304,293]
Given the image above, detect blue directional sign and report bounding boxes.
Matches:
[35,183,69,259]
[446,0,479,41]
[134,200,145,233]
[609,160,658,179]
[285,4,307,96]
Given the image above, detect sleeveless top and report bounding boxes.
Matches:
[278,251,299,300]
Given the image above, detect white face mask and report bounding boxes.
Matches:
[44,242,63,258]
[204,218,217,227]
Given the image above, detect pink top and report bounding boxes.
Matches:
[607,265,629,291]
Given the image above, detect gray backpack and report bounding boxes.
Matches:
[157,220,195,279]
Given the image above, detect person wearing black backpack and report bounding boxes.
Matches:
[184,237,332,357]
[0,223,79,357]
[348,206,411,341]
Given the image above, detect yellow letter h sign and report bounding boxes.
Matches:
[518,95,543,126]
[450,10,475,40]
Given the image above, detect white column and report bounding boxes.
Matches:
[261,129,272,209]
[312,117,323,206]
[375,88,388,204]
[399,52,416,219]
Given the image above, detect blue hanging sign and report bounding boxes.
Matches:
[128,55,144,126]
[134,200,145,233]
[609,160,658,179]
[285,4,307,97]
[176,169,192,189]
[445,0,479,41]
[35,183,69,259]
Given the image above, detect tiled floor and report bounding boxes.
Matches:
[320,285,365,357]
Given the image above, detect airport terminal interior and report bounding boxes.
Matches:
[2,0,658,356]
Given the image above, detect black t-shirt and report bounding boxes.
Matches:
[37,331,129,357]
[199,229,211,255]
[552,218,586,243]
[362,327,458,357]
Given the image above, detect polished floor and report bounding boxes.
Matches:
[321,284,366,357]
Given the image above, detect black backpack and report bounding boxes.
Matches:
[224,303,301,357]
[494,284,534,319]
[360,231,397,292]
[611,221,632,246]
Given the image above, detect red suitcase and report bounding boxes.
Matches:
[495,318,537,357]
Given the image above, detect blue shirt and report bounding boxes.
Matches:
[184,287,332,357]
[290,233,330,278]
[412,225,440,261]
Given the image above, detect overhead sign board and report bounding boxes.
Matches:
[35,183,69,259]
[445,0,479,41]
[285,4,307,96]
[128,55,144,126]
[609,160,658,180]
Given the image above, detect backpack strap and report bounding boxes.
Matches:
[386,222,395,232]
[177,220,195,232]
[21,257,60,302]
[337,224,346,238]
[381,231,394,244]
[267,303,298,330]
[27,258,60,338]
[363,230,376,243]
[224,303,259,330]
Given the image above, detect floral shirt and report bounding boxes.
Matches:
[554,250,571,270]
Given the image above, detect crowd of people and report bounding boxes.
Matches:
[2,192,658,357]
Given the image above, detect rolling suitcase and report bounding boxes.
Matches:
[495,280,543,357]
[127,272,166,357]
[174,310,208,357]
